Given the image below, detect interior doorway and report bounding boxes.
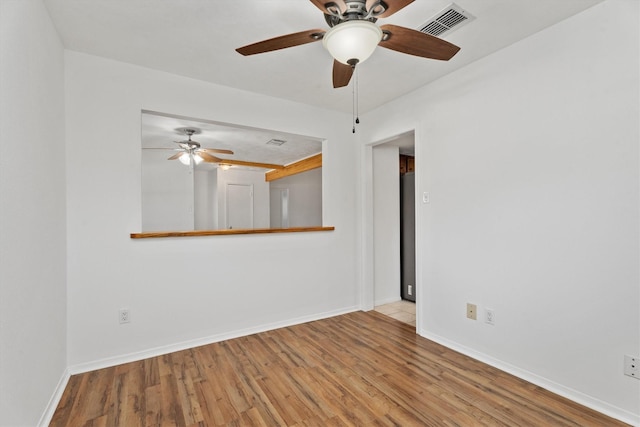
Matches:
[369,131,417,328]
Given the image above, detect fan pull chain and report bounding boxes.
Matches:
[355,67,360,125]
[352,67,360,133]
[352,71,356,133]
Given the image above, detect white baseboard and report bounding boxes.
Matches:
[419,329,640,427]
[38,367,71,427]
[69,305,359,375]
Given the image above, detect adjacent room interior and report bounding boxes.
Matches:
[1,0,638,426]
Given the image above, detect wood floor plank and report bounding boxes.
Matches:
[160,372,187,426]
[51,311,630,426]
[65,367,115,426]
[49,372,84,426]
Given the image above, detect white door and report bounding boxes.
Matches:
[227,184,253,229]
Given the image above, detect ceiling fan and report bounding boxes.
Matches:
[236,0,461,88]
[146,127,286,170]
[164,128,235,165]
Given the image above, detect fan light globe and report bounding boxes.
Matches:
[179,152,203,165]
[322,20,382,65]
[179,153,191,165]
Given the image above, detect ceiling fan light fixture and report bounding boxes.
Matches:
[322,20,382,65]
[179,152,191,165]
[178,152,203,165]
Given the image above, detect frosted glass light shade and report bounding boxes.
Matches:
[322,21,382,65]
[179,153,191,165]
[179,152,203,165]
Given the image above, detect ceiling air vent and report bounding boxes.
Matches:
[418,4,475,37]
[266,138,287,146]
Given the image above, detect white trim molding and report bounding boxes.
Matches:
[68,306,359,375]
[38,368,71,427]
[419,330,640,427]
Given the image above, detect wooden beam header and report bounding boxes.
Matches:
[265,153,322,182]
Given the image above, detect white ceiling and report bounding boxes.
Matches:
[141,110,322,169]
[44,0,602,115]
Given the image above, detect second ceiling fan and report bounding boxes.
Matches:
[148,127,285,170]
[236,0,461,88]
[168,128,234,165]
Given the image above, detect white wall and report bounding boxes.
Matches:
[373,145,401,305]
[141,149,194,231]
[270,168,323,228]
[361,0,640,422]
[0,1,67,426]
[194,168,216,230]
[64,51,359,368]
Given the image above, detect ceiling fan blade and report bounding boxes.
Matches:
[198,152,223,163]
[309,0,346,14]
[366,0,414,18]
[220,159,285,170]
[167,152,183,160]
[333,60,354,88]
[379,24,460,61]
[236,29,325,56]
[200,148,234,155]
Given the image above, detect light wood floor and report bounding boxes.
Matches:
[51,311,628,426]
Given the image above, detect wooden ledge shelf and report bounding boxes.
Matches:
[131,226,335,239]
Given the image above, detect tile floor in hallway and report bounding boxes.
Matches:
[374,299,416,327]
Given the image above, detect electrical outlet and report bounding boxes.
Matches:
[485,308,495,325]
[119,308,130,324]
[624,355,639,379]
[466,303,477,320]
[408,285,413,296]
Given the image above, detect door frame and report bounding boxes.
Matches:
[361,130,421,330]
